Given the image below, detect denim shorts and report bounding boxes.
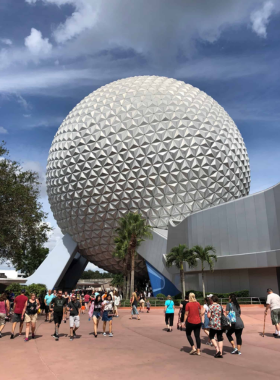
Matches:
[131,305,139,315]
[102,311,112,322]
[202,314,210,329]
[93,311,101,318]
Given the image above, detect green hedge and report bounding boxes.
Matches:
[5,283,47,297]
[185,290,250,299]
[156,293,167,299]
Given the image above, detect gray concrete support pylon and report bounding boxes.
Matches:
[26,233,85,290]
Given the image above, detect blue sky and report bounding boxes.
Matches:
[1,0,280,270]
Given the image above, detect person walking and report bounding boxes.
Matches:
[113,291,120,317]
[139,293,145,313]
[207,295,224,358]
[179,294,189,330]
[89,294,102,337]
[10,289,28,339]
[265,288,280,338]
[67,294,81,341]
[130,292,141,320]
[0,293,10,338]
[49,290,68,341]
[164,295,175,332]
[62,291,69,323]
[225,294,244,354]
[184,292,202,355]
[146,300,151,313]
[202,297,211,344]
[84,292,90,311]
[102,294,114,337]
[22,293,40,342]
[44,290,55,322]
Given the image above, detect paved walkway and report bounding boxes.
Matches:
[1,307,279,380]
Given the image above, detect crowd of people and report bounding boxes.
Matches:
[1,286,279,357]
[164,288,280,358]
[0,288,122,341]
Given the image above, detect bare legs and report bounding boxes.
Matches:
[103,320,112,334]
[11,321,24,336]
[93,316,100,336]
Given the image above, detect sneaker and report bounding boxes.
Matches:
[214,351,221,358]
[189,349,197,355]
[52,334,58,339]
[32,334,35,339]
[231,348,238,354]
[205,342,211,346]
[109,333,113,337]
[70,336,73,341]
[237,351,242,355]
[273,333,278,337]
[55,336,59,341]
[103,332,106,336]
[10,334,14,339]
[24,338,28,342]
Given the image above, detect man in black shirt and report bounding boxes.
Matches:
[50,290,68,341]
[179,294,189,330]
[67,294,81,341]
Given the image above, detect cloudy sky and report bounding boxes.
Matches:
[1,0,280,270]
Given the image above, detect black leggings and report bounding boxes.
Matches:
[185,322,201,349]
[226,327,243,346]
[165,313,174,327]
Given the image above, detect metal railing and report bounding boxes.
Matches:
[118,296,262,307]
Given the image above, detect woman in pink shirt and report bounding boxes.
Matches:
[0,294,10,337]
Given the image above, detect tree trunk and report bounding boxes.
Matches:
[126,272,131,300]
[123,275,127,299]
[130,249,135,296]
[180,265,185,298]
[202,270,205,298]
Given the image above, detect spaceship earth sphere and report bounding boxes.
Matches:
[46,76,250,274]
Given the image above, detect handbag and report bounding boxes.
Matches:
[227,303,236,323]
[220,306,231,330]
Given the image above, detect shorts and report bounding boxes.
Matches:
[12,313,23,323]
[140,300,145,305]
[0,313,6,325]
[81,306,85,310]
[271,308,280,325]
[209,328,224,342]
[93,311,101,318]
[69,315,80,328]
[53,312,63,325]
[113,305,118,311]
[131,305,139,315]
[147,307,150,311]
[24,314,38,323]
[102,311,112,322]
[45,305,49,313]
[202,314,210,329]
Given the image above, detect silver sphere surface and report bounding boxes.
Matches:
[47,76,250,274]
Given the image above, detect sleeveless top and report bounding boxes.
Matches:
[26,300,37,315]
[0,300,6,314]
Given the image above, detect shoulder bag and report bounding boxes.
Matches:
[220,305,231,330]
[227,303,236,323]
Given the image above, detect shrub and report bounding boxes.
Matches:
[156,293,166,299]
[5,283,47,297]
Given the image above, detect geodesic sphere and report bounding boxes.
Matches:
[46,76,250,274]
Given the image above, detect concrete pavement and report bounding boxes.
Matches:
[1,307,279,380]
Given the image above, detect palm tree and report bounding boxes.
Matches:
[192,245,217,298]
[166,244,197,298]
[113,212,153,296]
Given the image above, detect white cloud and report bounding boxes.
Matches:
[250,1,274,38]
[0,126,8,134]
[0,38,12,45]
[25,28,52,55]
[15,93,31,110]
[45,226,63,251]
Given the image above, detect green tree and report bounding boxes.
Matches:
[0,141,51,264]
[110,273,124,289]
[166,244,197,298]
[192,245,217,298]
[80,270,113,279]
[113,212,153,296]
[12,246,49,277]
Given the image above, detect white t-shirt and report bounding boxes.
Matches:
[114,296,120,306]
[203,304,209,313]
[103,300,113,311]
[266,293,280,311]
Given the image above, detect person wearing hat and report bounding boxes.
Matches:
[10,289,28,339]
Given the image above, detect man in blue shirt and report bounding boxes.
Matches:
[44,290,54,322]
